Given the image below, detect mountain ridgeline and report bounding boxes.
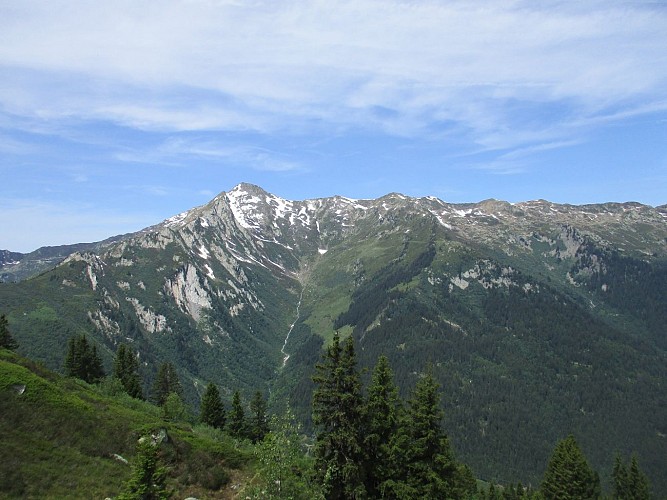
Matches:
[1,183,666,493]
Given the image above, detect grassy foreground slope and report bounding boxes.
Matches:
[0,349,250,499]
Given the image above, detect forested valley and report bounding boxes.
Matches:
[0,315,655,499]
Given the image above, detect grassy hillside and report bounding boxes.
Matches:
[0,349,251,499]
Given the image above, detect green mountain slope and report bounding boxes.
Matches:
[0,349,249,498]
[1,184,666,494]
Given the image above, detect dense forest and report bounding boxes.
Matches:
[0,315,656,498]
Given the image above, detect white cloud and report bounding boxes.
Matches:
[0,0,666,151]
[116,137,302,172]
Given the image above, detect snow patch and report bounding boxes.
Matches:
[198,244,210,260]
[165,210,190,227]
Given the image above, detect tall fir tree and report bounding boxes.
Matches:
[613,453,650,500]
[312,333,366,499]
[248,390,269,443]
[200,382,226,430]
[0,314,18,350]
[363,354,403,498]
[117,437,168,500]
[541,435,600,500]
[152,362,182,406]
[403,366,461,499]
[627,455,650,500]
[613,454,629,500]
[64,334,104,383]
[114,343,143,399]
[228,390,247,439]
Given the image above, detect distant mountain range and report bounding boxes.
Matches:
[1,183,666,492]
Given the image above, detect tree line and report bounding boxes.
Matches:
[59,333,270,442]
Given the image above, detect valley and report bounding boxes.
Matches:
[1,183,666,494]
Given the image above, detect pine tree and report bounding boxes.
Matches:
[64,334,105,383]
[612,454,629,499]
[613,453,650,500]
[541,435,600,500]
[117,437,168,500]
[248,390,269,443]
[200,382,226,430]
[363,354,402,497]
[152,362,182,406]
[228,390,247,439]
[114,343,143,399]
[627,455,650,500]
[0,314,18,350]
[403,367,460,499]
[312,333,366,499]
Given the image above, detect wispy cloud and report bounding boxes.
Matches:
[116,137,302,172]
[469,139,582,174]
[1,0,665,152]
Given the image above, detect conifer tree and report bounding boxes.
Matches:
[228,390,247,439]
[312,333,366,499]
[612,454,629,499]
[200,382,225,430]
[541,435,600,500]
[248,390,269,443]
[114,343,143,399]
[118,437,168,500]
[613,453,650,500]
[627,455,650,500]
[0,314,18,350]
[403,366,460,498]
[152,362,182,406]
[64,334,104,383]
[363,354,402,497]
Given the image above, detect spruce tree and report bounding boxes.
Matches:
[541,435,600,500]
[114,343,143,399]
[612,454,629,499]
[64,334,104,383]
[613,453,650,500]
[312,333,366,499]
[248,390,269,443]
[627,455,650,500]
[228,390,247,439]
[363,354,402,497]
[200,382,226,430]
[152,362,182,406]
[118,437,168,500]
[0,314,18,350]
[403,367,459,498]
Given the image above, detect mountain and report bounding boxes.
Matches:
[0,235,127,282]
[1,183,666,492]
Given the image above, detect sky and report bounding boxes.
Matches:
[1,0,667,252]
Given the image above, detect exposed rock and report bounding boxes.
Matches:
[11,384,26,395]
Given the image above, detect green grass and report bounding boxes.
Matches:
[0,349,252,499]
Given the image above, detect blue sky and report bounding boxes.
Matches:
[1,0,666,252]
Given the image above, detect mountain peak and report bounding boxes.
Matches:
[229,182,269,197]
